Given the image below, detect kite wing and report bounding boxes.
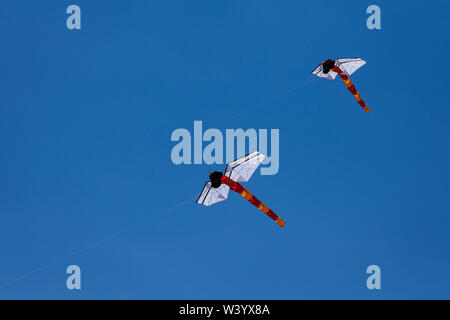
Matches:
[196,182,230,206]
[311,63,338,80]
[225,151,265,182]
[335,58,366,76]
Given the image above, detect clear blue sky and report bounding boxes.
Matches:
[0,1,449,299]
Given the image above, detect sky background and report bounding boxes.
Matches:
[0,0,449,299]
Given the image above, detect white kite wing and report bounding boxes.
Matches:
[196,182,230,206]
[336,58,366,76]
[225,151,265,182]
[311,63,338,80]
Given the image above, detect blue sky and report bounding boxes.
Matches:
[0,1,449,299]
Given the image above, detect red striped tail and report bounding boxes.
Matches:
[332,66,370,113]
[221,175,286,227]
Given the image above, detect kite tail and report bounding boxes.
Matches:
[221,175,286,227]
[332,66,370,113]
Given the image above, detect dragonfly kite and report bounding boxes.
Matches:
[312,58,370,113]
[196,151,286,228]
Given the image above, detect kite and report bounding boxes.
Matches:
[312,58,370,113]
[196,151,286,228]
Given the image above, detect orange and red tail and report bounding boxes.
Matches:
[332,66,370,113]
[221,175,286,227]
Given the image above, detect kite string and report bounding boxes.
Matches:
[278,78,318,97]
[1,79,318,290]
[227,77,318,120]
[0,198,194,290]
